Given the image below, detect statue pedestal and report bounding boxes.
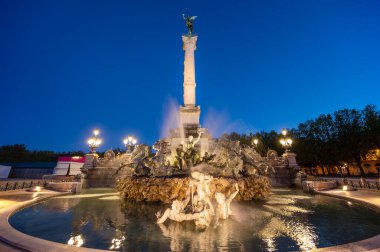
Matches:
[282,152,300,169]
[82,153,97,169]
[179,106,200,126]
[270,152,300,187]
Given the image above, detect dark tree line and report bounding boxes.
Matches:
[0,144,85,163]
[227,105,380,176]
[292,104,380,175]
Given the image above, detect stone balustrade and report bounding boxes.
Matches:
[0,179,47,191]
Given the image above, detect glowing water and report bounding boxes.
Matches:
[9,189,380,251]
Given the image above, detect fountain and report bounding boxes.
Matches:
[79,13,303,229]
[7,14,380,252]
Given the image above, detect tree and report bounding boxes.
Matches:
[227,130,283,156]
[333,105,380,176]
[0,144,29,162]
[292,115,339,175]
[0,144,85,163]
[254,130,283,156]
[293,104,380,177]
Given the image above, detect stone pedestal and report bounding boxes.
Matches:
[179,106,200,127]
[282,152,300,169]
[82,167,116,188]
[270,152,300,187]
[46,182,82,193]
[83,153,97,169]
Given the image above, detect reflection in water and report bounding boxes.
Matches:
[258,194,317,251]
[67,234,84,247]
[9,189,380,251]
[109,229,126,250]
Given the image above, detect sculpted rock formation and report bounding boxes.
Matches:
[116,175,270,203]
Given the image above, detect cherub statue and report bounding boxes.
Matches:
[193,199,214,229]
[182,12,197,34]
[156,188,206,224]
[215,183,239,221]
[190,171,212,204]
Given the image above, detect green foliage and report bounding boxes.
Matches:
[292,104,380,175]
[228,104,380,176]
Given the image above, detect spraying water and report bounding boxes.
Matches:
[203,108,252,138]
[160,97,185,141]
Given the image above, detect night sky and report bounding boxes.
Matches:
[1,1,379,151]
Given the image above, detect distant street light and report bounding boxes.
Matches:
[280,129,292,152]
[87,129,102,153]
[123,136,137,153]
[252,138,259,150]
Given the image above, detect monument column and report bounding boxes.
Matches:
[182,35,197,107]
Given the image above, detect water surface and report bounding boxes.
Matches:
[9,188,380,251]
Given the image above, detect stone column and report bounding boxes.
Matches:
[182,35,197,107]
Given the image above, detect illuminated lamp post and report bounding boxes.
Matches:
[279,129,293,153]
[87,129,102,153]
[251,138,259,150]
[123,136,137,153]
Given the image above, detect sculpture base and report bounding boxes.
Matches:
[179,105,200,127]
[116,175,270,203]
[81,167,117,188]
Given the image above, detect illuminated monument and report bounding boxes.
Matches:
[166,14,213,156]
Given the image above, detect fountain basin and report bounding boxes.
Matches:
[8,188,380,251]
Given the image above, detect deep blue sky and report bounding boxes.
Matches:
[1,0,379,152]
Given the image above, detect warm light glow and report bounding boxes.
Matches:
[109,236,126,250]
[88,138,95,145]
[93,129,99,136]
[282,129,287,136]
[124,136,137,147]
[253,139,258,145]
[68,235,84,247]
[343,185,348,191]
[280,139,286,146]
[286,139,293,145]
[35,186,41,192]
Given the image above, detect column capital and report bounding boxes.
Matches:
[182,35,198,50]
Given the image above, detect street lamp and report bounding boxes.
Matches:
[87,129,102,153]
[280,129,293,152]
[253,138,259,146]
[251,138,259,150]
[123,136,137,153]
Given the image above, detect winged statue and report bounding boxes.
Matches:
[183,13,197,34]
